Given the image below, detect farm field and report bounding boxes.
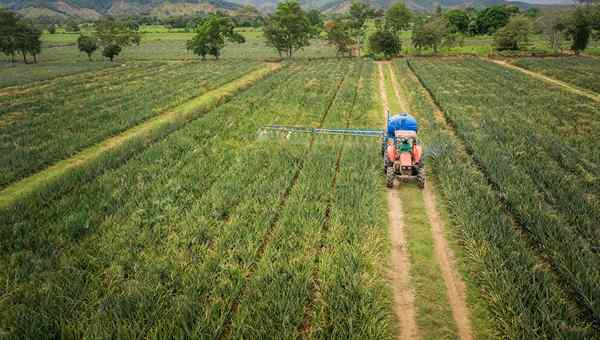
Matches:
[512,56,600,93]
[2,32,600,339]
[407,57,600,336]
[0,60,399,339]
[0,60,263,188]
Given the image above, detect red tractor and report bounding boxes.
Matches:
[384,130,425,188]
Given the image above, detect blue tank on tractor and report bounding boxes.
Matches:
[386,112,418,138]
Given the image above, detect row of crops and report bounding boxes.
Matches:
[0,60,396,339]
[512,56,600,93]
[0,60,263,188]
[399,58,599,338]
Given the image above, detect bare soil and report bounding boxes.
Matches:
[388,61,474,340]
[378,62,420,340]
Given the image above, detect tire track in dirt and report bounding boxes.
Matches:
[378,61,420,340]
[388,61,473,340]
[489,59,600,102]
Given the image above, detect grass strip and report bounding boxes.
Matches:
[0,63,281,212]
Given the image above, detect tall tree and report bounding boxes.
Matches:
[263,1,314,59]
[95,18,141,62]
[566,7,592,54]
[412,16,449,53]
[0,9,20,62]
[445,9,470,34]
[77,35,98,61]
[493,15,532,50]
[348,1,375,56]
[186,14,245,60]
[324,19,354,57]
[536,10,568,52]
[369,28,401,58]
[385,2,412,36]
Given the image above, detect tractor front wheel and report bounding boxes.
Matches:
[386,166,395,188]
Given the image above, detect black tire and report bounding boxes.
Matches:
[386,166,395,188]
[417,167,425,189]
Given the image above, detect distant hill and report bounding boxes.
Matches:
[0,0,242,19]
[0,0,569,19]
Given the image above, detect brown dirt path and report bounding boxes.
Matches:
[490,59,600,102]
[378,62,420,340]
[389,61,474,340]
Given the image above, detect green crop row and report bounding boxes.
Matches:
[1,60,396,339]
[402,58,599,338]
[0,60,262,188]
[512,56,600,93]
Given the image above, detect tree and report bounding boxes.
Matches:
[494,15,532,50]
[306,9,324,33]
[385,2,412,35]
[65,20,80,33]
[475,5,519,34]
[48,24,57,34]
[186,14,245,60]
[566,7,592,54]
[536,10,568,52]
[77,35,98,61]
[369,29,401,58]
[263,1,314,59]
[95,18,141,62]
[412,16,449,53]
[445,9,470,34]
[348,1,375,56]
[324,19,354,57]
[12,19,42,64]
[0,9,20,62]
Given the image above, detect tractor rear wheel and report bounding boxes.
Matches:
[386,166,395,188]
[417,167,425,189]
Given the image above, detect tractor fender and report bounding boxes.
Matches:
[387,144,397,161]
[413,144,423,165]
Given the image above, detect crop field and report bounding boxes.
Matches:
[512,56,600,93]
[2,30,600,339]
[406,57,600,337]
[0,61,263,188]
[0,60,400,339]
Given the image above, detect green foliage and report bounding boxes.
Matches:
[385,2,412,35]
[95,17,141,62]
[186,14,245,60]
[324,19,354,57]
[493,15,532,51]
[77,34,98,61]
[348,1,376,56]
[566,7,592,54]
[536,10,569,52]
[412,16,449,53]
[48,24,57,34]
[369,29,401,58]
[445,9,470,34]
[0,9,42,64]
[475,5,519,35]
[65,20,80,33]
[263,1,314,58]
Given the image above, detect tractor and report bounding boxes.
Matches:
[259,111,425,189]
